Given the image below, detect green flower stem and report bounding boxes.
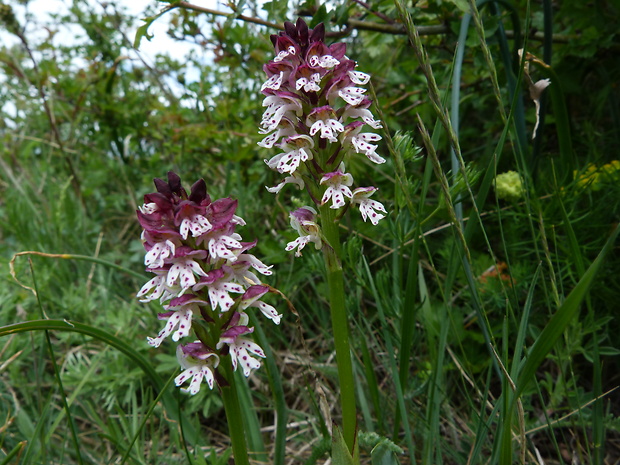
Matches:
[220,362,250,465]
[319,203,357,453]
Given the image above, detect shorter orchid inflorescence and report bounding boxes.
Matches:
[136,172,281,395]
[259,18,387,255]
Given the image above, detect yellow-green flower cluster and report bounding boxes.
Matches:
[574,160,620,191]
[494,171,524,201]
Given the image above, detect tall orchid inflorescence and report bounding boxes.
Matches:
[259,18,387,255]
[136,172,281,395]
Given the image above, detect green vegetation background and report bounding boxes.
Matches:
[1,0,619,463]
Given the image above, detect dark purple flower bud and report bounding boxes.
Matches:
[167,171,184,196]
[137,209,179,236]
[172,246,207,260]
[195,267,226,287]
[156,310,175,320]
[143,192,173,212]
[283,20,296,39]
[180,341,215,359]
[290,206,316,223]
[154,177,171,197]
[189,179,210,205]
[309,22,325,43]
[329,43,346,60]
[241,285,270,302]
[220,324,254,341]
[169,294,207,307]
[208,198,238,229]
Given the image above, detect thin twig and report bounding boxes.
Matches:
[173,2,573,42]
[12,28,83,199]
[350,0,395,25]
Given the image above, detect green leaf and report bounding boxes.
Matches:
[513,225,619,400]
[134,7,174,48]
[371,441,401,465]
[331,425,360,465]
[134,18,155,48]
[0,442,26,465]
[447,0,469,13]
[500,225,619,464]
[0,319,198,443]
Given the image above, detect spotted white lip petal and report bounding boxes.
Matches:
[255,301,282,324]
[360,200,387,225]
[348,70,370,85]
[171,309,193,341]
[145,240,176,268]
[147,307,193,347]
[266,174,305,194]
[261,71,284,91]
[286,236,311,256]
[208,235,242,261]
[309,120,325,137]
[138,274,169,302]
[338,87,366,105]
[258,132,279,148]
[365,150,386,164]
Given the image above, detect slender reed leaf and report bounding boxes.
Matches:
[499,225,619,464]
[251,319,287,465]
[362,259,415,462]
[235,371,267,463]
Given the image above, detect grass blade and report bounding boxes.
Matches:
[0,319,197,442]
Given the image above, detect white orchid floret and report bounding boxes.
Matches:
[261,71,284,91]
[320,163,354,209]
[193,268,245,313]
[139,202,158,214]
[137,271,178,303]
[240,285,282,324]
[351,133,385,164]
[309,54,340,69]
[265,135,314,174]
[251,300,281,324]
[307,106,344,143]
[147,306,192,347]
[273,45,297,62]
[166,249,208,290]
[144,239,177,269]
[179,213,212,239]
[207,231,243,262]
[296,72,322,92]
[343,106,383,130]
[235,253,274,276]
[227,337,265,377]
[286,206,323,256]
[175,343,220,394]
[348,70,370,85]
[285,234,323,256]
[266,173,305,194]
[338,86,366,106]
[217,313,266,377]
[260,95,303,133]
[231,214,246,226]
[351,187,387,225]
[257,118,296,146]
[147,295,204,348]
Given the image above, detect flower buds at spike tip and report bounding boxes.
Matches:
[258,18,388,254]
[136,172,283,394]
